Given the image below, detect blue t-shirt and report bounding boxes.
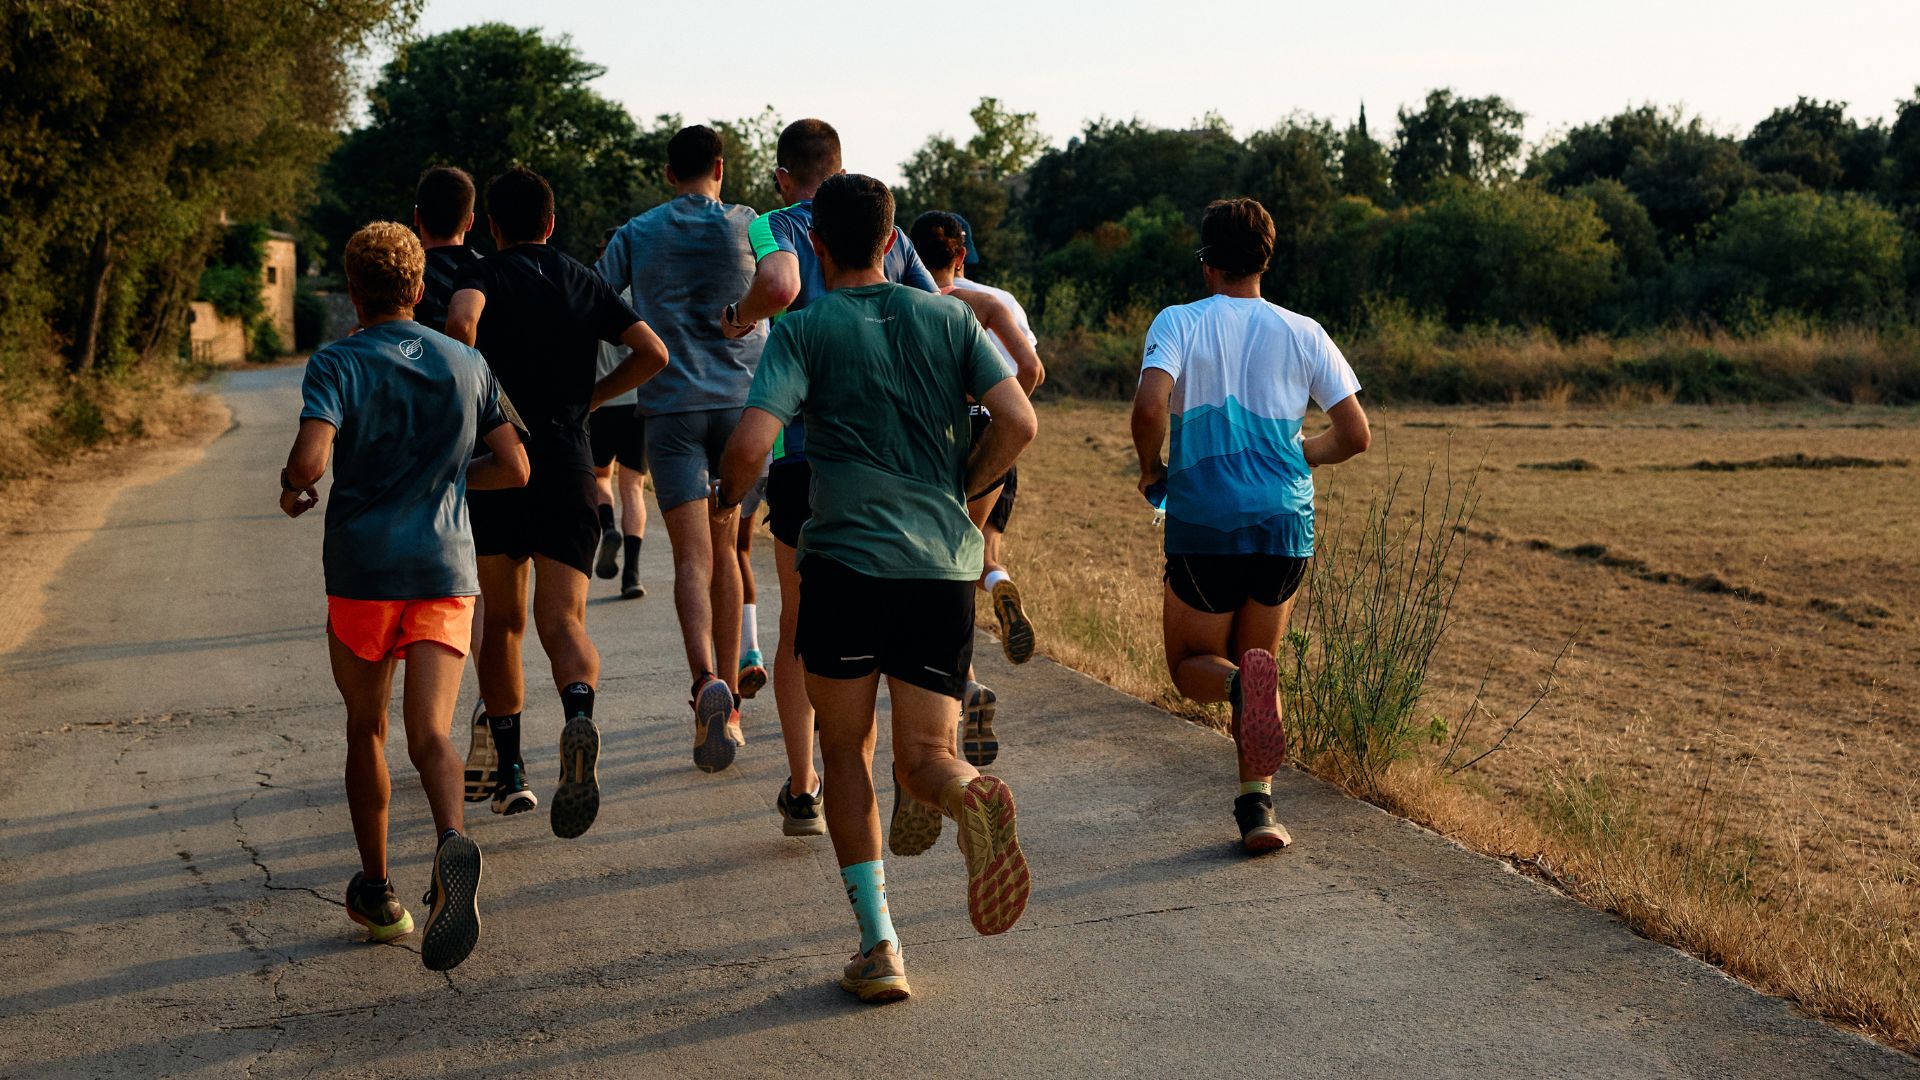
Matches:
[300,320,508,600]
[1140,296,1360,557]
[597,194,764,417]
[747,199,938,460]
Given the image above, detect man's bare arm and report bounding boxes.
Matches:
[965,378,1037,500]
[1129,368,1173,500]
[467,423,531,491]
[591,321,670,409]
[723,252,800,338]
[279,418,334,518]
[1302,395,1370,467]
[444,289,485,346]
[715,407,781,511]
[948,290,1044,395]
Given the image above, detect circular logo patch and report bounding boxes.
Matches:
[399,337,424,360]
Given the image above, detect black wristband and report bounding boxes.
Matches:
[279,467,299,493]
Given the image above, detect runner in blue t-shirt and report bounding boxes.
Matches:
[719,119,938,837]
[1130,198,1371,855]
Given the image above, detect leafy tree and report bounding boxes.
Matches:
[1235,118,1338,296]
[1389,181,1619,330]
[1576,179,1664,281]
[1019,119,1242,256]
[1529,108,1760,250]
[895,98,1046,270]
[1743,97,1883,193]
[1887,87,1920,212]
[1389,89,1524,202]
[0,0,418,374]
[1338,104,1394,206]
[310,24,666,265]
[712,106,783,212]
[1687,192,1906,322]
[1037,198,1197,324]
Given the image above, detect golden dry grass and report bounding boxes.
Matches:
[992,398,1920,1052]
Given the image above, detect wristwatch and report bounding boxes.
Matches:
[279,467,300,493]
[711,477,741,511]
[723,303,752,331]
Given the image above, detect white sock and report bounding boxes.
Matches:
[983,569,1011,592]
[741,603,760,656]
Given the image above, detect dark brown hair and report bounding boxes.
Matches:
[908,211,967,270]
[810,173,893,270]
[777,118,842,187]
[668,125,724,181]
[414,165,475,239]
[485,166,554,244]
[1199,197,1275,278]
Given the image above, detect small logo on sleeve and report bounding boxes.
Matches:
[399,337,424,360]
[1145,342,1159,357]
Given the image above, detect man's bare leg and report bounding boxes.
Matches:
[530,553,602,838]
[331,629,398,881]
[616,463,649,598]
[773,539,818,793]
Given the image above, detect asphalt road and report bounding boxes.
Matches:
[1,364,1913,1079]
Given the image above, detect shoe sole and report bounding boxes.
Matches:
[595,532,620,579]
[347,906,414,943]
[781,809,826,837]
[992,581,1036,665]
[889,778,942,857]
[957,775,1030,935]
[738,665,768,699]
[693,681,736,773]
[1236,649,1287,778]
[463,704,497,803]
[839,972,911,1003]
[621,580,646,599]
[421,836,482,971]
[963,684,999,767]
[551,716,601,839]
[1243,822,1293,854]
[492,787,538,816]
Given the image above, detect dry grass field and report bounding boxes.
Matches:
[992,398,1920,1051]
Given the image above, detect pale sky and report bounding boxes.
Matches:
[388,0,1920,187]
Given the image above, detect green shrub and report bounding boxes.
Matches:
[249,319,286,363]
[293,283,328,351]
[197,263,263,321]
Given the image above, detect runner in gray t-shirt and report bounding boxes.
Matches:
[595,125,771,787]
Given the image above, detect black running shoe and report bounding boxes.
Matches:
[777,777,825,837]
[420,833,482,971]
[345,871,413,943]
[462,700,497,803]
[595,527,620,579]
[1234,792,1293,854]
[692,676,736,773]
[551,714,601,839]
[492,762,538,816]
[621,560,645,599]
[962,680,999,767]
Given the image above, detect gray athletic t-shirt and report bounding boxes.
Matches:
[299,320,508,600]
[597,194,764,416]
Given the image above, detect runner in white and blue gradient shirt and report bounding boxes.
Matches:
[1131,197,1371,856]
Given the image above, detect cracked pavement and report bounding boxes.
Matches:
[2,365,1916,1079]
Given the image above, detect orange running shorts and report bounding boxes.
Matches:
[326,596,476,662]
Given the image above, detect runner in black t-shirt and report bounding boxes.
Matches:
[445,167,668,841]
[412,166,482,335]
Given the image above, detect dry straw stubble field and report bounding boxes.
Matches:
[993,398,1920,1051]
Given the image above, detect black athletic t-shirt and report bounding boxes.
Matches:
[453,244,639,471]
[417,245,481,334]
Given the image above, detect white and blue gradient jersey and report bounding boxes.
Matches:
[1141,295,1360,557]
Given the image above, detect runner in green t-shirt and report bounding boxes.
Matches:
[714,174,1038,1004]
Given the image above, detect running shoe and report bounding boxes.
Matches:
[462,700,498,803]
[595,527,620,579]
[991,579,1037,665]
[1234,792,1293,854]
[491,762,538,816]
[725,708,746,749]
[420,832,482,971]
[550,714,601,839]
[962,680,999,767]
[777,777,825,837]
[737,650,768,699]
[345,871,413,943]
[691,676,736,773]
[840,940,910,1003]
[951,775,1030,935]
[1233,648,1288,778]
[621,560,645,600]
[888,771,942,857]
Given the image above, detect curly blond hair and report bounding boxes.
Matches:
[344,221,426,316]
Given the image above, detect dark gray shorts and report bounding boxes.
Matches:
[643,407,746,510]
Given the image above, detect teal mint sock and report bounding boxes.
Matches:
[1239,779,1272,797]
[841,859,899,954]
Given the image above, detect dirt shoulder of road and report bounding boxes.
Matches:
[0,385,230,656]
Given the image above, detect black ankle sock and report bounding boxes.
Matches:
[597,504,615,531]
[487,712,522,766]
[561,681,594,720]
[624,534,642,564]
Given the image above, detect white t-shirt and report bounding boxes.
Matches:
[1141,294,1359,557]
[951,277,1036,366]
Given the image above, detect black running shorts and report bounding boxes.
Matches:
[589,404,647,471]
[795,555,975,699]
[766,458,811,549]
[470,466,600,576]
[1164,553,1308,616]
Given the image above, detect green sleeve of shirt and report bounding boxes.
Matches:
[747,213,780,262]
[961,316,1015,400]
[744,318,808,424]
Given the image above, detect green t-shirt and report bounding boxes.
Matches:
[745,282,1014,580]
